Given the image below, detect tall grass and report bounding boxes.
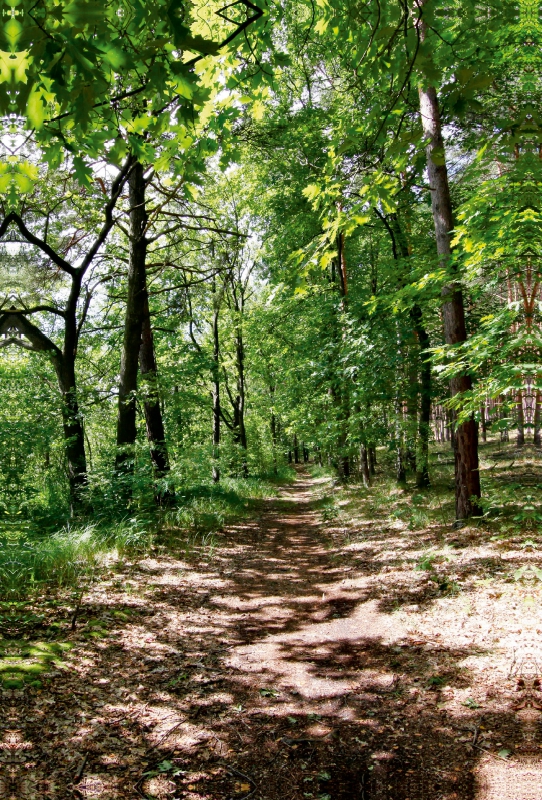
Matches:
[0,471,292,598]
[0,519,153,599]
[162,474,286,544]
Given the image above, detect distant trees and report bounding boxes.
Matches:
[0,0,538,525]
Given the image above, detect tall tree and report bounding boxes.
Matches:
[0,160,130,509]
[417,8,481,519]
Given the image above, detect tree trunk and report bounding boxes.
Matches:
[418,66,481,519]
[516,391,525,447]
[293,434,299,464]
[387,213,431,486]
[212,285,221,483]
[270,395,278,475]
[360,442,371,488]
[368,446,377,476]
[534,391,541,447]
[139,294,173,504]
[115,161,147,488]
[56,354,88,512]
[232,314,248,476]
[395,396,407,486]
[2,306,89,514]
[481,404,487,442]
[405,346,418,472]
[331,231,351,480]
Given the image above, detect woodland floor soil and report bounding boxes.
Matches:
[3,460,542,799]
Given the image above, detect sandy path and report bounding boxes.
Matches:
[2,470,541,799]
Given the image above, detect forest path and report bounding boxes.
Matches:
[13,468,542,799]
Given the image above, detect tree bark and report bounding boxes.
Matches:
[226,273,248,477]
[405,343,418,472]
[60,273,88,510]
[233,324,248,475]
[56,354,88,508]
[418,62,481,518]
[269,384,278,475]
[0,308,88,513]
[212,286,221,483]
[115,161,148,486]
[395,395,407,486]
[0,163,130,512]
[368,446,377,475]
[336,232,351,478]
[139,294,173,504]
[386,211,432,487]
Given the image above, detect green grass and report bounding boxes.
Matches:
[162,474,289,543]
[0,472,291,599]
[0,519,153,599]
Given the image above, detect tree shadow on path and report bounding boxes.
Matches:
[3,470,540,799]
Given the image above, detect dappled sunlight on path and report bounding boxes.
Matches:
[1,469,542,798]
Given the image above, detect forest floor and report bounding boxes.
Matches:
[3,452,542,800]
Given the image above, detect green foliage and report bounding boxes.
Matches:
[0,0,540,572]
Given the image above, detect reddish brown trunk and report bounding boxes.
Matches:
[418,52,481,519]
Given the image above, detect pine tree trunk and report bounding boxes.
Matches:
[115,161,147,487]
[418,72,481,519]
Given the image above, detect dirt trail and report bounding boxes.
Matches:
[3,469,542,799]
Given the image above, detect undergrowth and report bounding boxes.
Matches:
[0,470,293,599]
[313,439,540,546]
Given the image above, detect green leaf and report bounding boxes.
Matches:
[100,45,128,71]
[12,172,33,193]
[27,91,46,128]
[72,154,92,187]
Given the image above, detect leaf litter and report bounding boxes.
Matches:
[1,463,540,799]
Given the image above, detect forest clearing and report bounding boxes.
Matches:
[0,0,540,798]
